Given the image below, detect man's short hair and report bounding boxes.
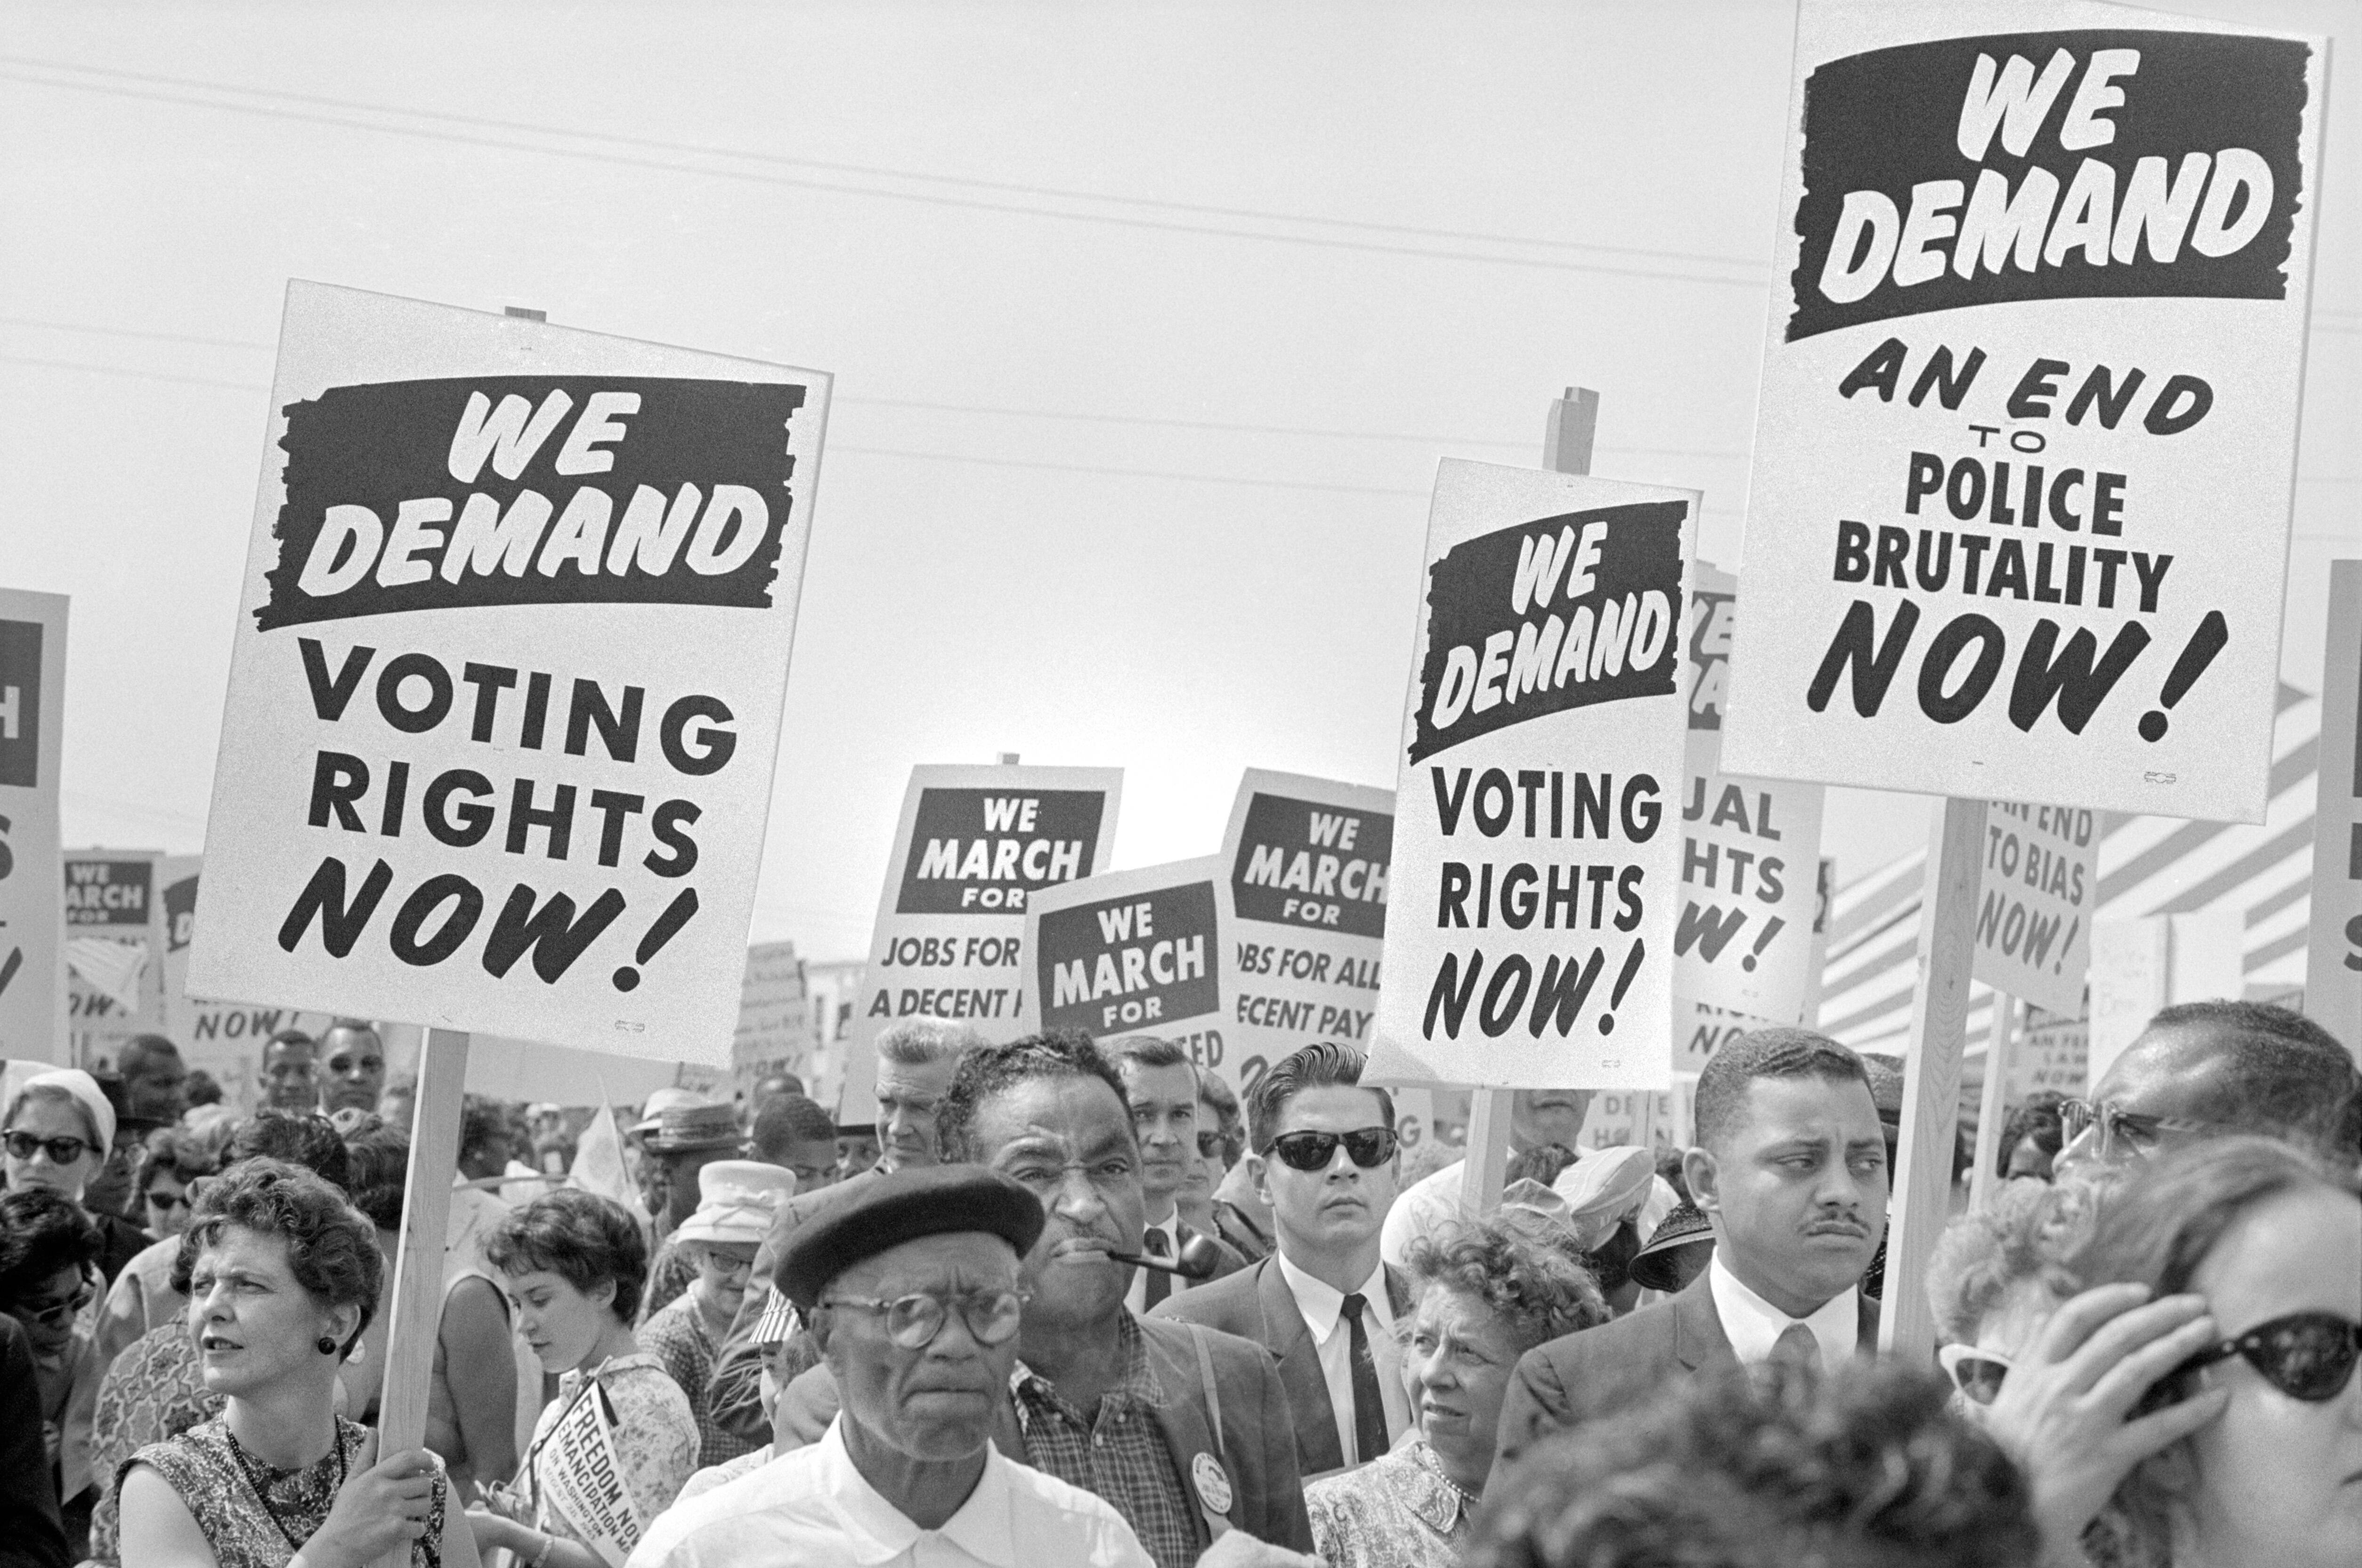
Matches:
[265,1028,315,1053]
[118,1034,181,1077]
[875,1016,987,1070]
[1102,1034,1193,1081]
[458,1096,511,1165]
[323,1017,381,1041]
[1473,1361,2037,1568]
[1245,1042,1394,1155]
[751,1092,838,1161]
[935,1031,1133,1166]
[2143,999,2362,1164]
[1694,1028,1875,1153]
[228,1109,355,1193]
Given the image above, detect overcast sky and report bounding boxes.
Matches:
[4,0,2354,962]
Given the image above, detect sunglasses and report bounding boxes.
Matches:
[1268,1127,1399,1172]
[2058,1099,2218,1161]
[12,1270,96,1331]
[146,1188,191,1213]
[3,1131,94,1165]
[1937,1342,2012,1406]
[820,1288,1030,1350]
[2133,1312,2362,1415]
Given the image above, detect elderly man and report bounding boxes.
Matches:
[1496,1028,1888,1466]
[257,1029,319,1112]
[706,1017,982,1443]
[1100,1036,1245,1313]
[770,1033,1319,1568]
[317,1018,387,1114]
[2057,999,2361,1173]
[113,1037,187,1123]
[627,1165,1151,1568]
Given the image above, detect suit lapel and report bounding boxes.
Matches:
[1256,1259,1344,1474]
[1857,1291,1881,1356]
[1671,1274,1734,1372]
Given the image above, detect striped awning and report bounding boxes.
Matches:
[1818,683,2319,1058]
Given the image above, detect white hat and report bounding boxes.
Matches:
[673,1159,796,1247]
[16,1067,116,1155]
[1549,1145,1661,1251]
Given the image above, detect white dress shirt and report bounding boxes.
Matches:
[1123,1211,1189,1316]
[1706,1251,1859,1369]
[625,1415,1151,1568]
[1274,1251,1412,1465]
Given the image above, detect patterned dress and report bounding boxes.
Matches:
[636,1294,760,1470]
[88,1323,222,1565]
[123,1415,446,1568]
[1303,1439,1472,1568]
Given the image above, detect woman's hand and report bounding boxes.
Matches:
[297,1431,442,1568]
[1983,1283,2231,1565]
[459,1508,528,1559]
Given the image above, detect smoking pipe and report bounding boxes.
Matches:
[1105,1233,1223,1279]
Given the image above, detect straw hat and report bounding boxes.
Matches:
[673,1159,795,1247]
[641,1100,743,1154]
[1627,1200,1715,1293]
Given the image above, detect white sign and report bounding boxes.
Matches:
[1369,460,1695,1091]
[538,1381,646,1568]
[0,590,66,1064]
[1677,564,1826,1023]
[189,282,829,1064]
[1721,1,2326,823]
[1022,856,1225,1058]
[839,764,1120,1120]
[2304,561,2362,1054]
[65,849,167,1072]
[1217,769,1392,1091]
[732,940,812,1094]
[1974,803,2096,1015]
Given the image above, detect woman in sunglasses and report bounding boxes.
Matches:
[1985,1137,2361,1568]
[7,1069,150,1284]
[137,1130,225,1243]
[1924,1175,2102,1416]
[468,1190,698,1568]
[0,1188,105,1555]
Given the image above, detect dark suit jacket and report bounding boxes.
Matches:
[1494,1273,1882,1468]
[706,1164,884,1441]
[773,1315,1314,1554]
[0,1316,68,1568]
[1148,1255,1413,1479]
[1169,1218,1249,1283]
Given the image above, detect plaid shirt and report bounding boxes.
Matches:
[1010,1314,1198,1568]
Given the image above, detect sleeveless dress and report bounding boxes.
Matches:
[124,1415,446,1568]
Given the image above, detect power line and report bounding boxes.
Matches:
[0,53,1773,274]
[0,66,1771,289]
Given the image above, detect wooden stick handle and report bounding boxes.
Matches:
[374,1027,470,1567]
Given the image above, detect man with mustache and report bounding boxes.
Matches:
[1495,1028,1889,1466]
[1152,1043,1412,1480]
[628,1165,1153,1568]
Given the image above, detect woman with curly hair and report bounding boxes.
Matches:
[465,1190,696,1568]
[1304,1214,1608,1568]
[115,1158,477,1568]
[0,1188,106,1554]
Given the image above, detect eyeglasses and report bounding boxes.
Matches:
[2058,1099,2218,1162]
[1196,1131,1226,1159]
[12,1270,96,1330]
[1268,1127,1398,1172]
[2134,1312,2362,1415]
[1937,1342,2012,1406]
[3,1131,94,1165]
[146,1188,191,1213]
[820,1288,1030,1349]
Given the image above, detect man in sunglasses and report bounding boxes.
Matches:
[1153,1042,1411,1481]
[2058,999,2362,1175]
[1103,1036,1247,1314]
[630,1164,1153,1568]
[1498,1029,1888,1466]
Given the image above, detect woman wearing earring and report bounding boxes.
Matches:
[466,1190,697,1568]
[114,1159,479,1568]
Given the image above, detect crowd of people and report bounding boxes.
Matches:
[0,1000,2354,1568]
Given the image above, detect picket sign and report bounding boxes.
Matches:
[1457,386,1599,1221]
[374,1026,469,1561]
[2303,562,2362,1052]
[1967,990,2018,1212]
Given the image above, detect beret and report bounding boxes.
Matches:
[776,1165,1045,1309]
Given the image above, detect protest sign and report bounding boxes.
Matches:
[2013,1003,2089,1096]
[156,856,328,1112]
[2305,561,2362,1054]
[1022,856,1225,1060]
[65,850,168,1071]
[0,590,66,1064]
[1369,458,1695,1092]
[1974,803,2096,1015]
[1677,564,1825,1022]
[1720,1,2326,824]
[2088,910,2240,1086]
[731,939,813,1095]
[536,1381,646,1568]
[188,282,829,1064]
[838,764,1120,1118]
[1218,769,1392,1092]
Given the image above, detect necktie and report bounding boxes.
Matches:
[1142,1227,1172,1308]
[1771,1322,1821,1370]
[1341,1292,1388,1465]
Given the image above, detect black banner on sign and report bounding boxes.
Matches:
[66,861,152,928]
[894,788,1108,916]
[1230,790,1391,940]
[258,376,809,630]
[164,874,199,953]
[0,620,43,789]
[1409,501,1685,763]
[1039,881,1218,1035]
[1788,30,2310,341]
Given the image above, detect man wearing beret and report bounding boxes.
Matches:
[769,1033,1319,1568]
[628,1165,1151,1568]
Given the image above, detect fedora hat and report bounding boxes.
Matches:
[643,1101,745,1154]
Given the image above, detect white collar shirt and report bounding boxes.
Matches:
[1707,1251,1858,1370]
[1274,1251,1412,1464]
[624,1415,1152,1568]
[1122,1211,1187,1316]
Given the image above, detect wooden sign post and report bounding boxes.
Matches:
[373,1028,468,1568]
[1968,991,2018,1212]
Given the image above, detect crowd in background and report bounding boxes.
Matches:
[0,999,2353,1568]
